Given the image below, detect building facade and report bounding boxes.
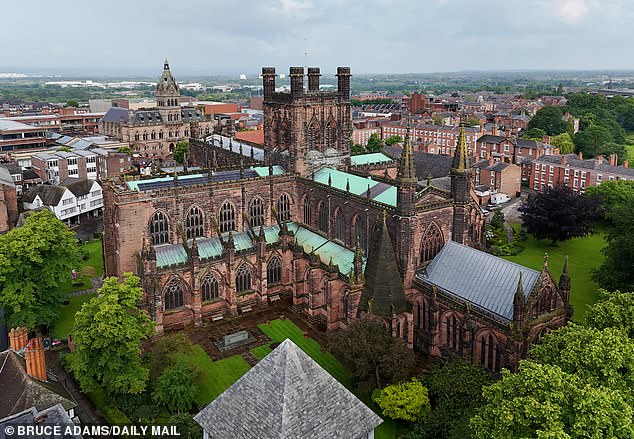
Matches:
[102,66,568,372]
[98,60,214,159]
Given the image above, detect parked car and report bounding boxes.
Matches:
[490,193,511,206]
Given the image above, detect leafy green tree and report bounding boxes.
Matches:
[518,186,600,245]
[529,323,634,402]
[574,125,613,157]
[470,361,634,439]
[351,143,364,154]
[168,414,203,439]
[593,201,634,292]
[550,132,575,154]
[465,116,481,127]
[385,135,403,146]
[366,133,384,153]
[372,379,431,422]
[586,290,634,339]
[527,106,566,135]
[489,209,505,230]
[117,146,132,155]
[432,114,444,126]
[70,274,154,395]
[0,210,81,329]
[327,320,416,392]
[148,332,195,381]
[66,99,79,108]
[405,356,492,439]
[152,358,199,414]
[173,140,189,166]
[586,180,634,219]
[56,146,72,152]
[521,127,546,140]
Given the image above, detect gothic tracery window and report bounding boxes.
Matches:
[276,193,291,222]
[249,197,265,228]
[302,196,311,225]
[480,333,502,372]
[420,223,444,263]
[185,206,204,239]
[325,119,337,149]
[334,209,345,242]
[201,274,219,301]
[164,279,184,310]
[318,202,328,234]
[236,263,252,293]
[219,201,235,233]
[149,211,169,245]
[267,256,282,285]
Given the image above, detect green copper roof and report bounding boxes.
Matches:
[153,221,364,276]
[313,167,397,207]
[253,165,286,177]
[155,243,189,268]
[350,153,393,166]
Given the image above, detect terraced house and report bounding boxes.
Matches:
[103,66,570,371]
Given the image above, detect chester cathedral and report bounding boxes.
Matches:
[102,64,571,372]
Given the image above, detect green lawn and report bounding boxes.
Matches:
[186,344,251,406]
[51,293,96,340]
[58,240,104,294]
[253,319,399,439]
[503,226,606,321]
[257,319,352,386]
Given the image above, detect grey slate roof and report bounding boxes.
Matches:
[22,184,67,206]
[194,339,382,439]
[417,241,540,321]
[0,404,82,439]
[0,166,15,188]
[100,107,129,124]
[0,351,77,418]
[64,179,97,197]
[383,145,455,179]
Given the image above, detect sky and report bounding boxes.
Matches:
[2,0,634,75]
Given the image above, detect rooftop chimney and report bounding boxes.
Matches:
[261,67,276,99]
[289,67,304,98]
[609,153,618,166]
[624,160,629,168]
[25,337,47,382]
[9,327,28,351]
[561,155,567,165]
[307,67,321,91]
[578,151,583,160]
[336,67,351,100]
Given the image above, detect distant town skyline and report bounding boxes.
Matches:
[3,0,634,75]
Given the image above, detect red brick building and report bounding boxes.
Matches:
[529,153,633,192]
[0,165,18,233]
[474,158,522,200]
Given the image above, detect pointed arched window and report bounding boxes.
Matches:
[201,274,219,301]
[185,206,204,239]
[334,209,345,242]
[276,193,291,222]
[236,264,252,293]
[352,215,367,255]
[302,196,311,225]
[420,223,444,263]
[318,202,329,233]
[149,211,169,245]
[219,201,235,233]
[164,279,184,310]
[267,256,282,285]
[249,197,265,228]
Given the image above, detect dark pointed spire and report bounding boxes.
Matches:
[346,178,350,192]
[513,273,526,322]
[559,255,571,305]
[328,172,332,186]
[164,58,170,70]
[366,183,371,198]
[452,124,470,172]
[543,252,549,269]
[396,121,416,183]
[359,212,407,316]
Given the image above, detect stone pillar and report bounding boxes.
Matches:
[336,67,351,101]
[25,337,47,381]
[307,67,321,91]
[262,67,276,99]
[289,67,304,99]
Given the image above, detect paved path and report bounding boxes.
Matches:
[67,276,103,297]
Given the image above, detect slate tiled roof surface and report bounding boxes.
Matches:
[100,107,128,124]
[536,154,634,177]
[0,404,82,439]
[0,166,15,187]
[417,241,539,321]
[383,145,454,179]
[0,351,77,418]
[194,339,382,439]
[22,184,67,206]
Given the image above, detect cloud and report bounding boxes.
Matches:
[556,0,590,25]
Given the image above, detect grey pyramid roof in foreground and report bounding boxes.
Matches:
[194,339,382,439]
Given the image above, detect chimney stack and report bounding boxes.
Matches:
[336,67,351,100]
[25,337,47,382]
[609,153,618,166]
[561,155,567,165]
[578,151,583,160]
[624,160,629,168]
[9,327,28,351]
[261,67,276,99]
[289,67,304,98]
[307,67,321,91]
